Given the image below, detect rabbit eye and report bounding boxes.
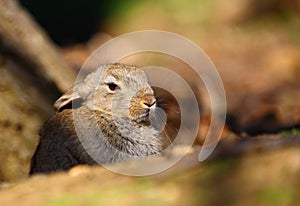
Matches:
[107,82,119,92]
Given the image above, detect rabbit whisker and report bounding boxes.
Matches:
[155,110,173,147]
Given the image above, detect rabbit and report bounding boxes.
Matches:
[30,63,163,175]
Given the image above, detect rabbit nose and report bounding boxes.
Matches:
[142,97,156,108]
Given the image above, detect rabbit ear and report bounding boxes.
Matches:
[54,89,83,112]
[54,65,108,112]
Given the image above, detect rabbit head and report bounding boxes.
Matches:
[54,63,157,124]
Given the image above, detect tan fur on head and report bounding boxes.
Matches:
[54,63,157,123]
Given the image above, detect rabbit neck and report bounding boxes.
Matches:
[94,109,163,157]
[74,106,162,159]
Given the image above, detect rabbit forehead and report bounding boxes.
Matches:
[124,71,152,91]
[104,67,150,88]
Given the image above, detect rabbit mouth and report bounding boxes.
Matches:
[134,109,151,123]
[141,109,150,117]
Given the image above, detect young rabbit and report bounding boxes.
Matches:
[30,63,163,174]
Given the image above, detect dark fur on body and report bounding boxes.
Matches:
[30,106,162,174]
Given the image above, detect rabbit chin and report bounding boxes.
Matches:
[132,110,152,124]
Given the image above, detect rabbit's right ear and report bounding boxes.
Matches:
[54,89,84,112]
[54,66,107,112]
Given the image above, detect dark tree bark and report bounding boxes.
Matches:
[0,0,77,181]
[0,0,76,92]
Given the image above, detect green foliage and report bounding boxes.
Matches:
[280,128,299,136]
[259,186,297,206]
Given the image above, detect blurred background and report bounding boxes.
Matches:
[0,0,300,205]
[21,0,300,132]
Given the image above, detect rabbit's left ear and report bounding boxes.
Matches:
[54,89,84,112]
